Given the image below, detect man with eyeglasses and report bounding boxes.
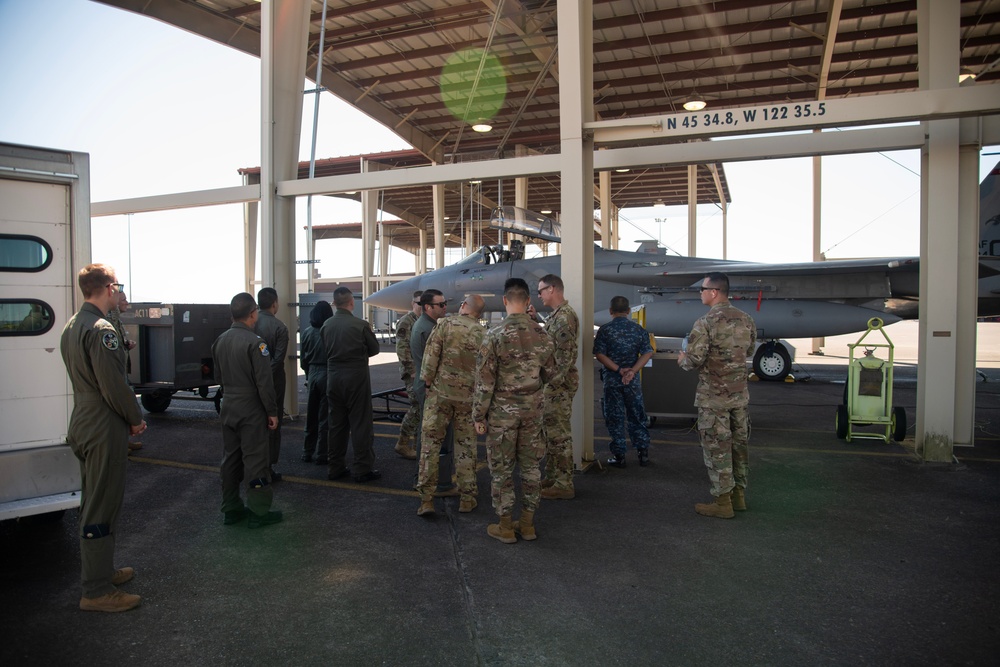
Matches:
[678,272,757,519]
[530,274,580,500]
[410,289,456,494]
[416,294,487,516]
[392,291,424,461]
[60,264,147,612]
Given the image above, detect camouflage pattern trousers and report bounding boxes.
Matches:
[485,397,545,517]
[697,405,750,496]
[602,381,650,456]
[417,389,478,502]
[543,388,575,490]
[398,378,421,445]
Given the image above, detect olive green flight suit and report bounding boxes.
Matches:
[212,322,278,516]
[60,302,143,600]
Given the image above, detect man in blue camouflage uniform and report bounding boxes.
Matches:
[678,272,757,519]
[416,294,486,516]
[593,296,654,468]
[392,291,423,460]
[473,279,556,544]
[531,274,580,500]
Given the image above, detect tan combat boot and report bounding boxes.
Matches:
[394,438,417,460]
[731,487,747,511]
[416,497,435,516]
[80,589,141,613]
[458,497,477,513]
[540,486,575,500]
[695,492,735,519]
[487,515,517,543]
[514,510,537,541]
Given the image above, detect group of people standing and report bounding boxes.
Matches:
[59,261,755,611]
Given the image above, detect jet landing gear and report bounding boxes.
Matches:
[753,341,791,381]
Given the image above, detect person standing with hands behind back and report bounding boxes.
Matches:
[60,264,147,612]
[593,296,654,468]
[213,292,282,528]
[300,300,333,464]
[255,287,288,481]
[678,272,757,519]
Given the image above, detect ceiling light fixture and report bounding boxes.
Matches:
[683,91,707,112]
[959,67,977,83]
[471,119,493,133]
[540,209,553,215]
[615,168,630,173]
[653,199,666,208]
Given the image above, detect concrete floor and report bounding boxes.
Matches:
[2,321,999,666]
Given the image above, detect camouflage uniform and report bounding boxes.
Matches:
[593,317,653,457]
[417,314,486,503]
[679,302,757,496]
[541,302,579,491]
[255,310,288,467]
[473,313,556,517]
[394,310,420,444]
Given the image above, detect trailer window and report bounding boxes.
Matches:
[0,299,55,336]
[0,234,53,272]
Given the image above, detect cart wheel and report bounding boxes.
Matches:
[836,404,849,439]
[141,391,173,413]
[891,406,907,442]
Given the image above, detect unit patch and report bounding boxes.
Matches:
[102,331,120,351]
[259,342,270,357]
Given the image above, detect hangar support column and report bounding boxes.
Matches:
[433,182,446,269]
[558,0,595,468]
[361,158,378,322]
[915,0,978,459]
[260,0,310,418]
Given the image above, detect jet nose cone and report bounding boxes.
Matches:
[366,277,420,311]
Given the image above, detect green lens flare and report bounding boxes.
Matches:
[440,49,507,124]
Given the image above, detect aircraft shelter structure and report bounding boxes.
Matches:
[91,0,1000,462]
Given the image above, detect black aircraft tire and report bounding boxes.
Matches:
[141,391,173,413]
[892,406,907,442]
[836,404,849,439]
[753,343,791,381]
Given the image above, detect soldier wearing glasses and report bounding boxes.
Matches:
[410,289,456,493]
[678,272,757,519]
[60,264,147,612]
[392,291,424,461]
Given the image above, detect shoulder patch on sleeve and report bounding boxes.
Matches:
[102,331,120,351]
[259,342,270,357]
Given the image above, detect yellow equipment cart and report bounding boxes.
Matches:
[835,317,907,443]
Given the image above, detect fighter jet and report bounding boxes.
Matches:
[368,163,1000,381]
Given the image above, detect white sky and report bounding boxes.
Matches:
[1,0,996,303]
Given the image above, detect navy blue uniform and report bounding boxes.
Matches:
[593,317,653,457]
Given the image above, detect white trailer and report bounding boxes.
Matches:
[0,142,91,521]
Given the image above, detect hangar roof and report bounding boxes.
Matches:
[96,0,1000,228]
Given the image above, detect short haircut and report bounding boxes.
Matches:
[464,294,486,317]
[231,292,257,321]
[704,272,730,295]
[419,289,444,307]
[610,296,630,314]
[257,287,278,310]
[333,286,353,309]
[504,277,530,293]
[504,282,530,304]
[78,263,115,299]
[539,274,563,291]
[412,290,424,299]
[309,300,333,328]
